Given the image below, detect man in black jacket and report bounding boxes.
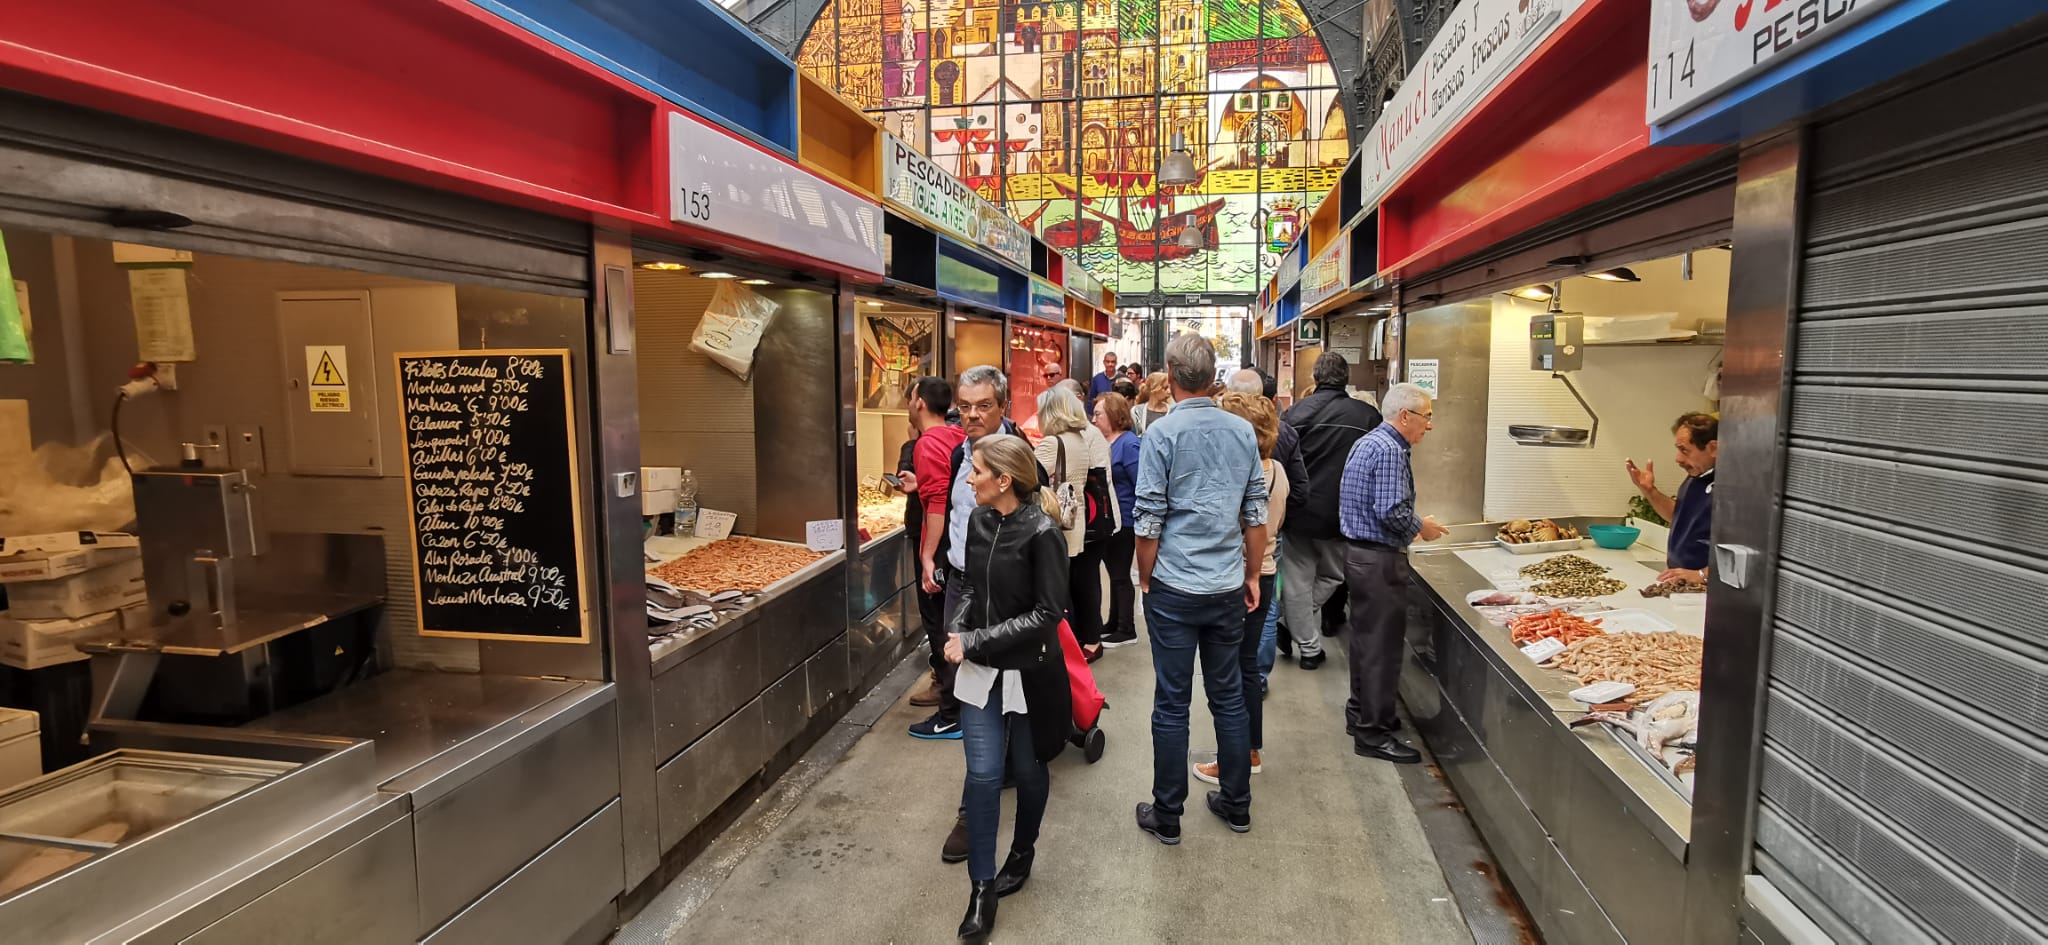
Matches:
[1277,352,1382,669]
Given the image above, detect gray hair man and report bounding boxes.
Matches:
[919,364,1046,859]
[1276,351,1383,669]
[1133,333,1269,842]
[1336,382,1446,766]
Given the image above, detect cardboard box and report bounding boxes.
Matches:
[0,610,116,670]
[0,532,142,583]
[640,467,683,492]
[641,488,678,516]
[0,706,38,787]
[3,557,147,620]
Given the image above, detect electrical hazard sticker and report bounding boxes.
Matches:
[305,345,350,412]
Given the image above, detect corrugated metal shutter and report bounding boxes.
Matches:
[1754,34,2048,945]
[0,91,590,296]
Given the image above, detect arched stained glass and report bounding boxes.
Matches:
[798,0,1347,295]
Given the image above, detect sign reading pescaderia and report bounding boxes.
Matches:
[1647,0,1900,124]
[396,349,590,644]
[1358,0,1586,209]
[667,110,884,276]
[882,133,1032,269]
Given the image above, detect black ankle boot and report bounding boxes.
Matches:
[958,880,998,940]
[993,847,1035,897]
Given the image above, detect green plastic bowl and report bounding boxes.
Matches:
[1588,525,1640,550]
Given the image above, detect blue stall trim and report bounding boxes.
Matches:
[1652,0,2043,146]
[469,0,800,156]
[937,237,1027,316]
[1274,284,1302,329]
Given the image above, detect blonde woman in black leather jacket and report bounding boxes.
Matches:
[942,433,1072,941]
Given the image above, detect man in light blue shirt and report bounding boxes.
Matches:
[1132,333,1269,844]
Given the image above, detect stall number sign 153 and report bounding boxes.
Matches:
[1649,38,1697,111]
[681,185,714,223]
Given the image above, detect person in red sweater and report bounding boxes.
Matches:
[905,376,969,711]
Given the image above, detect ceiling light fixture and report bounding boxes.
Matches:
[1176,213,1204,250]
[741,278,772,285]
[1586,267,1641,283]
[1510,284,1555,301]
[1159,132,1198,187]
[639,261,688,271]
[864,300,884,307]
[698,271,737,279]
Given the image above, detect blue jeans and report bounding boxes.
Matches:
[960,683,1048,882]
[1242,574,1274,751]
[1257,565,1280,685]
[1144,580,1251,818]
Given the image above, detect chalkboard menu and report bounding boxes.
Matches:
[395,349,590,643]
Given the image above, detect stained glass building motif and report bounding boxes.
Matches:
[798,0,1348,295]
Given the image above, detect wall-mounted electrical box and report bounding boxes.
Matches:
[277,286,457,476]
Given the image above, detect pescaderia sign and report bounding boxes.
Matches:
[1646,0,1901,124]
[883,133,1031,269]
[1356,0,1587,210]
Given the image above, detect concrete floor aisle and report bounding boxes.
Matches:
[620,622,1479,944]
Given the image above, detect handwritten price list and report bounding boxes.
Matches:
[396,350,588,642]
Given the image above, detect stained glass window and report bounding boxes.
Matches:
[798,0,1344,296]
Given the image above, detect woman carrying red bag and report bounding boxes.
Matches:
[942,434,1072,941]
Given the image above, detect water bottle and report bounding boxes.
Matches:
[676,469,700,533]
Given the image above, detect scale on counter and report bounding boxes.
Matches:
[1512,288,1598,448]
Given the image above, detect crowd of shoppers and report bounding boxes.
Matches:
[895,343,1442,941]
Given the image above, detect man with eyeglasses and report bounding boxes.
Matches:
[1336,382,1446,765]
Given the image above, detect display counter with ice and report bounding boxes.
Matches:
[1402,519,1704,945]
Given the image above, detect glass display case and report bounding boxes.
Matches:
[853,297,937,545]
[1007,322,1068,431]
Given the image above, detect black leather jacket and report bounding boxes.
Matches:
[1282,384,1384,540]
[949,501,1069,671]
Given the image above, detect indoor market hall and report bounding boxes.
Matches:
[616,616,1501,943]
[0,2,2041,945]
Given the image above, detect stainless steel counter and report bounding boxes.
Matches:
[1402,524,1698,945]
[246,670,590,786]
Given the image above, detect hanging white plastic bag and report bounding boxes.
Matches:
[0,433,146,535]
[690,282,780,380]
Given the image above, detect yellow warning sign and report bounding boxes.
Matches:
[305,345,350,413]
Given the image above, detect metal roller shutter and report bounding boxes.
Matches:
[1755,32,2048,945]
[0,90,590,296]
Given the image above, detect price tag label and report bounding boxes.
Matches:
[1519,638,1566,663]
[693,509,737,541]
[805,519,845,552]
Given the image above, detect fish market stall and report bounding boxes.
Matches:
[1402,521,1707,945]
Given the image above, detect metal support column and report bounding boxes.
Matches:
[592,228,662,889]
[1682,129,1806,945]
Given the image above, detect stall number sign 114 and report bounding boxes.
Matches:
[1648,39,1697,112]
[680,185,714,223]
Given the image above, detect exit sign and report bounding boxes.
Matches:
[1296,317,1324,345]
